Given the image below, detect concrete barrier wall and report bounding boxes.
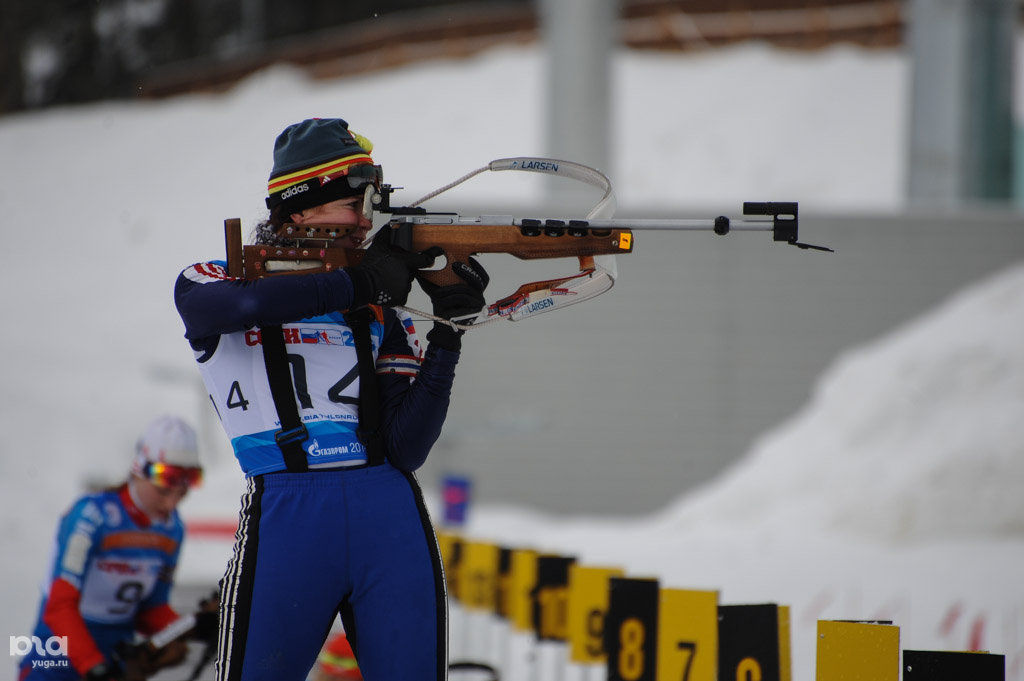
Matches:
[415,207,1024,516]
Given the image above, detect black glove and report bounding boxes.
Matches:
[83,661,123,681]
[192,609,219,644]
[418,258,489,351]
[345,228,442,308]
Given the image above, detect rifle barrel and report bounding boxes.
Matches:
[390,215,775,231]
[566,218,775,232]
[387,203,803,244]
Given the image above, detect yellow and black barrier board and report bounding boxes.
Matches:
[459,541,500,613]
[567,565,625,664]
[656,588,719,681]
[718,603,790,681]
[532,554,577,641]
[605,577,660,681]
[903,649,1005,680]
[436,531,463,602]
[495,546,513,619]
[778,605,791,681]
[506,548,539,632]
[816,620,899,681]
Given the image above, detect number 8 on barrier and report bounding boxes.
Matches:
[606,577,659,681]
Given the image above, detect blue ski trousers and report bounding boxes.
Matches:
[216,463,447,681]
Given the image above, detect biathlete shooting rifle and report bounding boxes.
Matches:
[224,157,830,328]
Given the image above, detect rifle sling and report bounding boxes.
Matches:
[261,324,309,473]
[262,310,385,473]
[345,308,386,467]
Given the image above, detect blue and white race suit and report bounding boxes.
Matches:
[175,259,454,681]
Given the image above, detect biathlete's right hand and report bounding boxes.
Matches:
[345,228,442,308]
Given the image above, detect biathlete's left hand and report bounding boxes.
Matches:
[418,257,490,351]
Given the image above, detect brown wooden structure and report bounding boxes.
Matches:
[140,0,905,99]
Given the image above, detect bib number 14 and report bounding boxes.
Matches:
[216,354,359,415]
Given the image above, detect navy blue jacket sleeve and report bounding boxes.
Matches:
[174,261,357,341]
[376,311,459,471]
[378,351,458,471]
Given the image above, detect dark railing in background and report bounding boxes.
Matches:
[139,0,906,99]
[1,0,913,114]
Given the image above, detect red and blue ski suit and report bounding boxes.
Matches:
[19,486,183,680]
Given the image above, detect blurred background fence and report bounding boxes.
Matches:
[2,0,913,113]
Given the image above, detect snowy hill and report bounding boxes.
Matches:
[660,262,1024,545]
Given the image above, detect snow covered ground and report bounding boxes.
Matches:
[1,38,1022,680]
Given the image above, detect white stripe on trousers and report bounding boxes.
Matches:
[217,477,257,681]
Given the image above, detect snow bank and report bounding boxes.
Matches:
[654,262,1024,544]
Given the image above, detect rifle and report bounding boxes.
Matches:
[113,592,219,681]
[224,158,830,328]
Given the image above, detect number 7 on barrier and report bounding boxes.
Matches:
[658,589,719,681]
[676,642,696,681]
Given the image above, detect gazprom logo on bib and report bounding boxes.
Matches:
[307,439,365,458]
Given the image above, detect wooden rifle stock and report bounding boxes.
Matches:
[223,218,633,287]
[224,218,365,279]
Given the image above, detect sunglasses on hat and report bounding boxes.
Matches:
[142,461,203,489]
[321,162,382,192]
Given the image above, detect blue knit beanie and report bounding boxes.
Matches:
[265,118,378,214]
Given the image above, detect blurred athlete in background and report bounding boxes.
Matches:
[18,415,203,681]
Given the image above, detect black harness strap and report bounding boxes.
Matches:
[260,324,309,473]
[345,308,386,466]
